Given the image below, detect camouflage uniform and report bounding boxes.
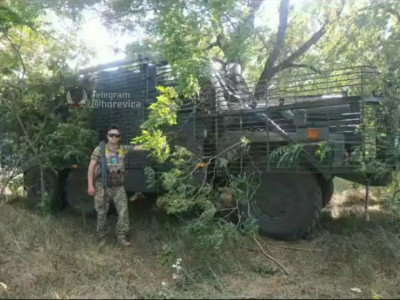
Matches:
[90,145,134,240]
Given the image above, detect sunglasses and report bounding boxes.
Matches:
[108,134,121,138]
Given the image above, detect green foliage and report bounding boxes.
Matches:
[151,145,210,215]
[80,0,353,95]
[384,172,400,203]
[7,173,24,196]
[0,0,94,209]
[226,172,258,206]
[157,243,178,267]
[183,217,238,255]
[270,143,304,168]
[143,86,180,128]
[221,172,260,235]
[0,2,38,32]
[144,166,157,189]
[63,0,400,219]
[377,68,400,168]
[315,142,332,164]
[342,69,400,181]
[39,109,97,169]
[382,172,400,222]
[157,192,209,216]
[3,0,400,290]
[154,148,212,216]
[142,140,257,271]
[132,86,179,163]
[154,2,210,97]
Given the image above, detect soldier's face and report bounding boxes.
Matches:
[107,130,121,143]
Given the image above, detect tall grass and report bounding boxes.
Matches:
[1,190,400,298]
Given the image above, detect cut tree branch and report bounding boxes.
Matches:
[251,233,289,275]
[276,23,327,71]
[254,22,327,98]
[254,0,289,98]
[254,0,346,98]
[274,0,345,74]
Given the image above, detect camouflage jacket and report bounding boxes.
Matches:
[91,144,140,186]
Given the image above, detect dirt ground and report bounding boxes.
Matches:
[1,180,400,299]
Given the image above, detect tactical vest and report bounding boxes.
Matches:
[94,146,127,187]
[106,147,126,186]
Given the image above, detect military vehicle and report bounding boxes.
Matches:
[23,57,394,240]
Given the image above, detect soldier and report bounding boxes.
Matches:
[87,125,142,247]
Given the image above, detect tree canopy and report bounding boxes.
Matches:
[76,0,400,97]
[0,0,96,207]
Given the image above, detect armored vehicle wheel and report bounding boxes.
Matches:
[242,171,322,240]
[65,168,96,217]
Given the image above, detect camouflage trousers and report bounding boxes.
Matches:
[94,181,129,239]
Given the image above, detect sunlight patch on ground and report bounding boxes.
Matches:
[327,188,383,219]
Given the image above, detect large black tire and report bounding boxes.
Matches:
[319,178,334,207]
[242,171,322,240]
[64,168,96,217]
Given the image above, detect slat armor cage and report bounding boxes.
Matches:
[81,60,392,186]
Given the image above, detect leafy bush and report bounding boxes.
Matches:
[7,173,24,196]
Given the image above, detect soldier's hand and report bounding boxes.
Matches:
[88,185,96,196]
[132,144,144,151]
[129,192,145,202]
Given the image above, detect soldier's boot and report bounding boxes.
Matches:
[118,236,131,247]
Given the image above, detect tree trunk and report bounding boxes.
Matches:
[40,166,46,204]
